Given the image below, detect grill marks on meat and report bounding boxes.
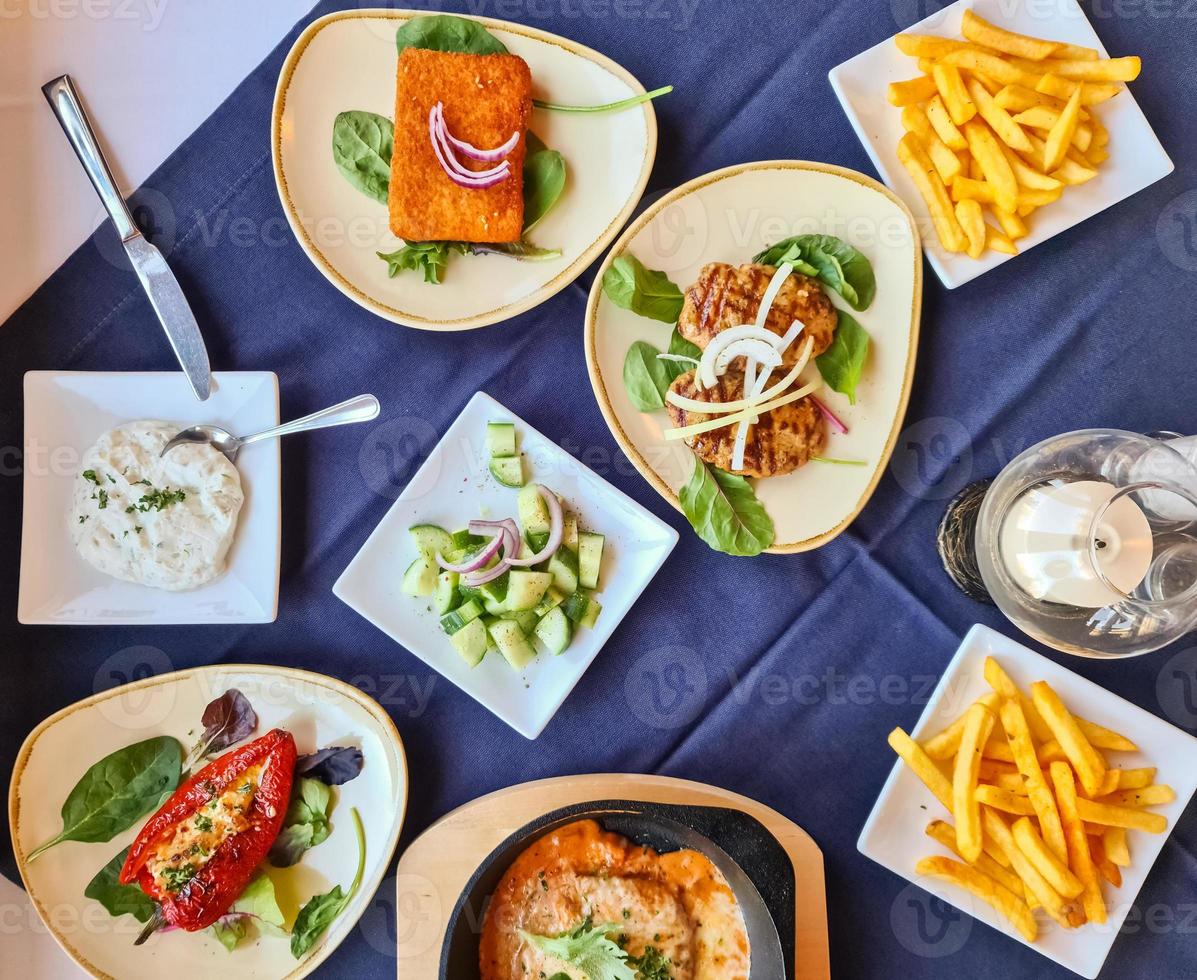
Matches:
[667,371,826,478]
[677,262,838,366]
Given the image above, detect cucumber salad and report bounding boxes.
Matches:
[402,422,604,672]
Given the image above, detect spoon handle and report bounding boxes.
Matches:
[240,394,381,446]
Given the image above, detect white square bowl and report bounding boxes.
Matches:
[828,0,1174,289]
[19,371,281,625]
[859,623,1197,978]
[333,390,679,739]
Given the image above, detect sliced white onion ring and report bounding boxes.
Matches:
[664,378,823,442]
[668,336,815,415]
[714,339,781,376]
[731,364,771,472]
[698,325,784,389]
[754,263,793,332]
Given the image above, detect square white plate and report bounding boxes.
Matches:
[828,0,1174,289]
[333,390,679,739]
[19,371,281,625]
[859,624,1197,978]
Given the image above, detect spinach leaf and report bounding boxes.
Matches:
[522,141,567,232]
[815,310,870,405]
[332,111,394,205]
[269,777,333,867]
[377,242,467,284]
[470,240,562,261]
[602,255,685,323]
[27,736,183,861]
[291,808,366,959]
[395,14,507,56]
[679,458,775,557]
[753,234,876,311]
[296,746,364,785]
[84,848,157,922]
[668,327,703,361]
[622,342,676,411]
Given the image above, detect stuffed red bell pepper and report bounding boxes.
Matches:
[120,728,296,931]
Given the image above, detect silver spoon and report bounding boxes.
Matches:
[161,394,381,462]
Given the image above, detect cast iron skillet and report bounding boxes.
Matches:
[439,799,795,978]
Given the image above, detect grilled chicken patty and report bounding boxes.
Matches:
[667,370,826,478]
[677,262,837,365]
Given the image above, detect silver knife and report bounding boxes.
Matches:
[42,75,212,401]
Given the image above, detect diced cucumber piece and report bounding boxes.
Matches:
[449,618,487,667]
[547,546,579,596]
[518,484,552,534]
[534,585,566,617]
[441,599,483,635]
[501,609,539,635]
[457,583,483,603]
[402,555,439,597]
[562,514,579,551]
[525,530,550,554]
[488,619,537,670]
[409,524,452,558]
[486,421,517,457]
[534,606,572,655]
[561,590,590,623]
[482,592,507,616]
[505,570,553,612]
[435,571,460,614]
[451,529,487,550]
[577,532,605,590]
[489,455,525,488]
[580,597,601,629]
[482,615,500,650]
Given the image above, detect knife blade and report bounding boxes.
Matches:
[42,74,212,401]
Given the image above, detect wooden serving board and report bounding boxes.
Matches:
[394,773,830,979]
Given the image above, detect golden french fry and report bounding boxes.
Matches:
[943,48,1041,89]
[965,75,1033,152]
[1042,83,1082,172]
[1099,785,1176,808]
[963,120,1019,213]
[975,783,1037,815]
[904,108,965,183]
[993,207,1028,241]
[889,727,953,809]
[1090,835,1123,887]
[1001,697,1069,862]
[898,134,968,253]
[1050,761,1107,924]
[1031,681,1107,797]
[997,139,1064,192]
[1017,187,1062,208]
[1113,767,1156,790]
[955,199,986,258]
[1053,41,1100,61]
[925,819,1026,897]
[1013,816,1084,898]
[1077,719,1138,753]
[961,9,1061,60]
[969,155,985,180]
[982,807,1073,928]
[1094,769,1121,797]
[994,83,1076,115]
[932,64,977,125]
[894,33,974,59]
[954,703,996,861]
[923,691,1001,759]
[1076,797,1168,833]
[985,223,1018,255]
[1035,73,1121,104]
[1054,151,1099,185]
[1088,111,1109,147]
[889,74,940,106]
[1103,826,1130,867]
[1012,104,1094,151]
[978,758,1018,780]
[1085,145,1110,167]
[1042,56,1141,82]
[982,657,1053,742]
[925,94,968,150]
[989,769,1029,792]
[915,855,1038,943]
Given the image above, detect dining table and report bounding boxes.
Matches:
[2,1,1195,978]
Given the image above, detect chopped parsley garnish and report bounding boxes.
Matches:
[97,488,109,509]
[134,525,144,534]
[82,469,99,485]
[628,947,672,980]
[131,486,187,512]
[78,515,87,524]
[107,474,116,483]
[160,863,197,892]
[189,843,209,857]
[193,814,214,833]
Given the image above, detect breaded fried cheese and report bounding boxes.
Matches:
[390,47,531,244]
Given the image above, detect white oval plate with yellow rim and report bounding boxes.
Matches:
[272,8,658,330]
[585,161,923,553]
[8,665,408,980]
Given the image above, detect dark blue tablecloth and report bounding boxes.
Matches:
[4,2,1196,977]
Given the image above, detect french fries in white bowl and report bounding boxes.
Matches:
[829,0,1173,288]
[860,624,1197,978]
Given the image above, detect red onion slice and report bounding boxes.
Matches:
[435,101,520,161]
[436,532,504,574]
[463,560,511,586]
[428,106,511,188]
[811,395,848,434]
[504,486,563,567]
[432,105,511,178]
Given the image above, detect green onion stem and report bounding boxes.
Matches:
[533,85,672,114]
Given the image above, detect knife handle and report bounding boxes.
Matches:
[42,75,139,243]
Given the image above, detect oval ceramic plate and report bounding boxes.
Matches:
[8,665,408,980]
[272,8,658,330]
[585,161,922,553]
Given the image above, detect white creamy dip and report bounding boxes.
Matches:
[69,421,244,591]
